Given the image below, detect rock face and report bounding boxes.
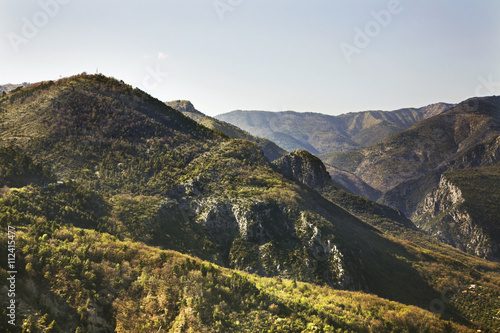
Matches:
[273,150,332,188]
[169,184,364,290]
[413,175,499,261]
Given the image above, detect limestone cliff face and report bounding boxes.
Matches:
[273,150,332,188]
[412,175,498,260]
[186,196,361,289]
[165,176,365,290]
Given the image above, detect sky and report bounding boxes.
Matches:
[1,0,499,117]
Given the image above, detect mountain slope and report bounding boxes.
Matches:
[0,223,474,332]
[323,96,500,199]
[216,103,453,154]
[165,100,286,161]
[273,150,415,233]
[323,96,500,260]
[0,74,390,290]
[324,164,382,201]
[0,75,499,330]
[413,162,500,261]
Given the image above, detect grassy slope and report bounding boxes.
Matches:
[0,224,474,333]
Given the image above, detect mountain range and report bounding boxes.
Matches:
[0,74,498,332]
[0,83,30,94]
[215,103,453,155]
[195,97,500,262]
[322,96,500,261]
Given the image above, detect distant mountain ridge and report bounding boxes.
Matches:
[166,100,286,161]
[323,96,500,260]
[215,103,453,155]
[323,96,500,199]
[0,82,30,93]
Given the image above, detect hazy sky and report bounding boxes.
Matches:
[1,0,499,116]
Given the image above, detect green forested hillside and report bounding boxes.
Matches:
[0,74,498,331]
[0,224,475,332]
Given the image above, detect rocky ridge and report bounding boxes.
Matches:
[272,150,332,188]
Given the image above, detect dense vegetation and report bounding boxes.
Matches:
[0,223,474,332]
[0,146,54,188]
[0,74,498,331]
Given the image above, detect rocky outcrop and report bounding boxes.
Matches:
[412,175,498,260]
[273,149,416,233]
[165,100,202,115]
[273,150,332,188]
[164,176,366,290]
[181,195,363,289]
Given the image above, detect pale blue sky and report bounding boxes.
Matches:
[1,0,499,116]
